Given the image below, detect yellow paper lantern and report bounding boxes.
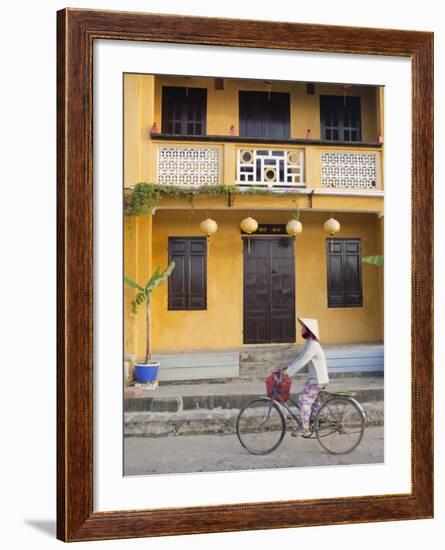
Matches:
[240,216,258,254]
[323,217,341,236]
[286,219,303,236]
[200,218,218,237]
[240,216,258,234]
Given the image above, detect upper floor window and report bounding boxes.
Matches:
[326,239,363,308]
[162,86,207,135]
[320,95,361,142]
[239,91,290,139]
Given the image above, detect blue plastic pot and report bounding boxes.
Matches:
[134,362,160,383]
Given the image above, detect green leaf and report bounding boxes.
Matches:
[130,291,147,315]
[153,261,176,288]
[124,276,144,291]
[362,255,384,266]
[145,262,176,297]
[135,292,146,304]
[144,267,161,292]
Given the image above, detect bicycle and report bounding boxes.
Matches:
[236,375,366,456]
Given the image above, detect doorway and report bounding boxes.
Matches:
[243,237,296,344]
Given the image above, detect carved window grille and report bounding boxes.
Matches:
[157,146,220,186]
[236,148,304,187]
[321,152,378,189]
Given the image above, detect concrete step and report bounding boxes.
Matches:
[125,376,383,412]
[152,351,240,382]
[124,376,383,437]
[124,401,383,438]
[240,362,384,378]
[239,343,384,378]
[125,386,383,413]
[146,343,384,382]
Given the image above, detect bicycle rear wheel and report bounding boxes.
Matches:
[236,397,286,455]
[315,396,365,455]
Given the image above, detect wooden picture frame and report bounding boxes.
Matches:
[57,8,433,542]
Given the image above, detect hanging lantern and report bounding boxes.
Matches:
[200,218,218,237]
[200,218,217,256]
[240,216,258,253]
[286,219,303,236]
[240,216,258,235]
[324,216,340,254]
[323,217,341,236]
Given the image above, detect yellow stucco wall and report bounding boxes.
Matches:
[123,74,384,359]
[152,76,379,141]
[124,215,153,360]
[124,74,383,188]
[124,74,156,184]
[133,209,384,354]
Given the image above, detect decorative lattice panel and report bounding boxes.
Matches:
[321,152,378,189]
[157,147,220,186]
[236,148,304,187]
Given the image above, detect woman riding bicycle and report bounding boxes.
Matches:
[283,317,329,437]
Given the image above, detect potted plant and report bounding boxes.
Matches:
[124,262,175,383]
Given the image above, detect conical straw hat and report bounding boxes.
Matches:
[297,317,320,340]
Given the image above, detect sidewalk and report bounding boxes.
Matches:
[124,375,384,438]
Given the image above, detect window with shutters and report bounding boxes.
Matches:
[326,239,363,308]
[320,96,361,142]
[239,91,290,139]
[162,87,207,135]
[168,237,207,310]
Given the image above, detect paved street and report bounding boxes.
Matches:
[124,425,383,476]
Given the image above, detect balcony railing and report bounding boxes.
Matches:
[157,146,221,186]
[321,151,378,190]
[153,140,382,191]
[236,147,305,187]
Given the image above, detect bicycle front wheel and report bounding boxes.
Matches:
[236,397,286,455]
[315,396,365,455]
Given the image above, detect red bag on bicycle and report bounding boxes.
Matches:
[266,369,292,401]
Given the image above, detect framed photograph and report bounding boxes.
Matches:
[57,8,433,542]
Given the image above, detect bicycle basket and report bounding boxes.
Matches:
[265,372,292,401]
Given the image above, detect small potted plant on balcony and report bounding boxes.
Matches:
[124,262,175,383]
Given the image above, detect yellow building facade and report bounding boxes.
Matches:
[124,74,384,368]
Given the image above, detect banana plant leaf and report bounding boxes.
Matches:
[144,267,161,292]
[362,255,384,266]
[125,262,176,313]
[123,276,144,291]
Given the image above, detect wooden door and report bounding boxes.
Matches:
[243,237,295,344]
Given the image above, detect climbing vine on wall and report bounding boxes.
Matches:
[124,183,301,217]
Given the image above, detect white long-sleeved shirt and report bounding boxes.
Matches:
[287,338,329,385]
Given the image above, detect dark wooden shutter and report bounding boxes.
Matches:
[162,87,207,135]
[239,91,290,139]
[327,239,362,308]
[168,238,206,310]
[320,96,361,142]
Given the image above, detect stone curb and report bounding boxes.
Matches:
[125,401,384,438]
[125,387,383,413]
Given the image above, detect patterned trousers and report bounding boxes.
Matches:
[297,383,326,429]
